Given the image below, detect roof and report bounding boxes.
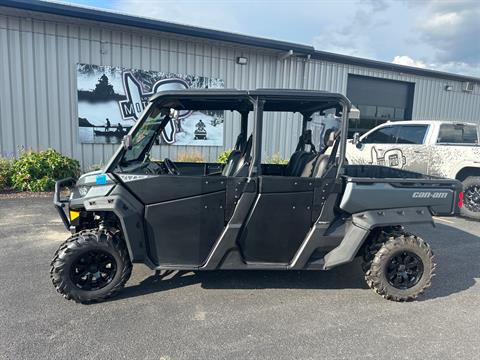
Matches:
[1,0,479,83]
[150,88,350,113]
[379,120,479,127]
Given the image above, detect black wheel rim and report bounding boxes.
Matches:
[70,250,117,291]
[464,185,480,212]
[386,251,424,290]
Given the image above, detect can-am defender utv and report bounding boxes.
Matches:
[52,89,462,303]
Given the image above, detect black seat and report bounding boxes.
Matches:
[222,133,245,176]
[222,150,242,176]
[222,134,252,177]
[285,130,317,177]
[231,135,252,177]
[300,131,339,178]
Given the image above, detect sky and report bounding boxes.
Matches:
[59,0,480,77]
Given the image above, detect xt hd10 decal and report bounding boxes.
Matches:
[77,63,225,145]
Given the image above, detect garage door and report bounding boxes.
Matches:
[346,75,415,136]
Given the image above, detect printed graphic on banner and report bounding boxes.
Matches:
[77,63,225,145]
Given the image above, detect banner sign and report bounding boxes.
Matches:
[77,63,225,145]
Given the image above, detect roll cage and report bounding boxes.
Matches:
[105,89,352,177]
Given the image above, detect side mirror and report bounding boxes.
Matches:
[348,106,360,120]
[352,132,362,148]
[122,134,132,150]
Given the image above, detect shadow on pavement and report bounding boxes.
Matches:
[412,222,480,301]
[108,260,367,303]
[106,222,480,303]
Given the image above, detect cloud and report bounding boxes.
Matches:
[412,0,480,65]
[310,0,480,77]
[392,56,426,68]
[391,55,480,77]
[113,0,243,33]
[87,0,479,77]
[312,0,390,58]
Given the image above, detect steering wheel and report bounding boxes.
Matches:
[163,158,180,175]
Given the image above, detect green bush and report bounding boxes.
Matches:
[266,153,289,165]
[217,149,233,164]
[11,149,80,192]
[0,158,13,191]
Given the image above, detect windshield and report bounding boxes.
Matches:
[121,105,169,164]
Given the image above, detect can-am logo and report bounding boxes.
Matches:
[118,72,190,144]
[412,192,448,199]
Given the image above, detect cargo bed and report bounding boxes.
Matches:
[341,165,462,215]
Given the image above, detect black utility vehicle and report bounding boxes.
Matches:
[52,89,462,303]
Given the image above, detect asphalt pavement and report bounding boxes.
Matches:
[0,197,479,360]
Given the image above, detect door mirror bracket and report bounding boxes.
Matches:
[352,132,362,148]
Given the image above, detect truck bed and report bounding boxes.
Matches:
[340,165,462,216]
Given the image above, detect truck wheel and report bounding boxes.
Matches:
[363,230,435,301]
[461,176,480,220]
[50,229,132,303]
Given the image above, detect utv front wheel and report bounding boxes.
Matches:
[363,231,435,301]
[50,229,132,303]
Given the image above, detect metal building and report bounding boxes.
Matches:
[1,0,479,169]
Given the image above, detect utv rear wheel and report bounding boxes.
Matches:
[461,176,480,220]
[363,230,435,301]
[50,229,132,303]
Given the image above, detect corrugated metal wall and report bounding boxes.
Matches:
[1,7,479,169]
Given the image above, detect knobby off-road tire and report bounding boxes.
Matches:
[50,229,132,304]
[461,176,480,220]
[362,230,436,301]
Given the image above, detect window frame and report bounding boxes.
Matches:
[436,123,479,145]
[361,124,429,145]
[361,125,398,144]
[395,124,429,145]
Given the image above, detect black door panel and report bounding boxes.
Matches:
[145,191,226,266]
[225,177,248,222]
[259,176,317,193]
[124,175,227,204]
[238,190,313,264]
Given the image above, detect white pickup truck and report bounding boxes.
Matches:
[346,120,480,219]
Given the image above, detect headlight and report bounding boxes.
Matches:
[78,186,90,197]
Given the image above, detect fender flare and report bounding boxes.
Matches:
[83,186,147,264]
[453,162,480,180]
[322,207,433,269]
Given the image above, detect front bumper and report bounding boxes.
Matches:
[53,177,76,230]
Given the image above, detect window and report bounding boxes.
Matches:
[376,106,395,120]
[396,125,428,144]
[437,124,479,144]
[358,105,376,118]
[363,126,398,144]
[121,105,166,163]
[464,126,479,143]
